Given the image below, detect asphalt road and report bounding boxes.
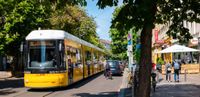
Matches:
[0,73,122,97]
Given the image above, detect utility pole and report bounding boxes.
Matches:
[127,28,135,97]
[127,29,133,70]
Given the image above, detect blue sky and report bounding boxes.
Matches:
[85,1,115,41]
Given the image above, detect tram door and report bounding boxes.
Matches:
[85,51,91,76]
[88,64,90,76]
[68,59,73,84]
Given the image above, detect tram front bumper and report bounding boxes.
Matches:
[24,73,67,88]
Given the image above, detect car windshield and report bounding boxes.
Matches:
[28,40,58,69]
[107,61,119,68]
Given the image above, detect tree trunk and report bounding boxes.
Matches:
[136,23,152,97]
[136,1,157,97]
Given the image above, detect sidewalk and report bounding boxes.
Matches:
[151,74,200,97]
[119,71,200,97]
[0,71,12,79]
[118,68,133,97]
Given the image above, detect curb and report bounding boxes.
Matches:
[0,71,12,79]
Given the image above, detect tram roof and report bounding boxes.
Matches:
[26,30,104,52]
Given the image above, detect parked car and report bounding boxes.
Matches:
[107,60,122,75]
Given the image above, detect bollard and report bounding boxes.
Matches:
[184,69,187,82]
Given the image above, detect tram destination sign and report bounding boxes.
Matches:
[29,41,54,46]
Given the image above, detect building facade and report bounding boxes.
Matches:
[183,21,200,47]
[152,22,200,74]
[152,23,172,64]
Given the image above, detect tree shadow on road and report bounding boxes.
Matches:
[0,78,24,89]
[151,84,200,97]
[73,91,118,97]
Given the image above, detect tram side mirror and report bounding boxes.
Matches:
[59,41,62,52]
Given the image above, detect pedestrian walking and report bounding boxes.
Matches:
[165,62,172,82]
[104,63,112,79]
[151,63,157,92]
[174,60,180,82]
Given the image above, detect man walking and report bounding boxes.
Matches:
[174,60,180,82]
[165,62,172,82]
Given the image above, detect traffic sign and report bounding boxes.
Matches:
[128,40,132,45]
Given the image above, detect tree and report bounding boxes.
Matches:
[0,0,52,74]
[0,0,50,55]
[0,0,103,74]
[109,28,127,59]
[110,7,138,60]
[50,4,100,46]
[96,0,200,97]
[0,0,102,55]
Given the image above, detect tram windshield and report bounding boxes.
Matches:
[28,40,59,69]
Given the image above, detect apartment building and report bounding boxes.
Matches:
[183,21,200,47]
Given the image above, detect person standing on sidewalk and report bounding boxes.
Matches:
[165,62,172,82]
[174,60,180,82]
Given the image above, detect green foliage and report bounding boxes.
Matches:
[109,6,139,60]
[96,0,200,97]
[0,0,50,55]
[50,4,99,45]
[97,0,200,43]
[50,4,102,48]
[156,57,164,65]
[156,0,200,43]
[0,0,102,56]
[109,26,138,60]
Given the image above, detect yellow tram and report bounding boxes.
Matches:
[24,30,106,88]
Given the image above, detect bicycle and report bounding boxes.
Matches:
[151,73,157,92]
[104,69,112,79]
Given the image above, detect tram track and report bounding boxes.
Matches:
[13,89,55,97]
[12,73,103,97]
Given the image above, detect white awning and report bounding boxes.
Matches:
[156,44,200,53]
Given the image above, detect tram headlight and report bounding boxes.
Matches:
[25,80,29,83]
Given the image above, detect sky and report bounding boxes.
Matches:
[85,1,115,41]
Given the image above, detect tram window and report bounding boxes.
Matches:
[66,46,82,68]
[28,40,59,69]
[85,51,91,65]
[93,52,98,64]
[67,47,74,68]
[29,48,57,68]
[75,49,82,68]
[76,49,81,63]
[99,55,104,64]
